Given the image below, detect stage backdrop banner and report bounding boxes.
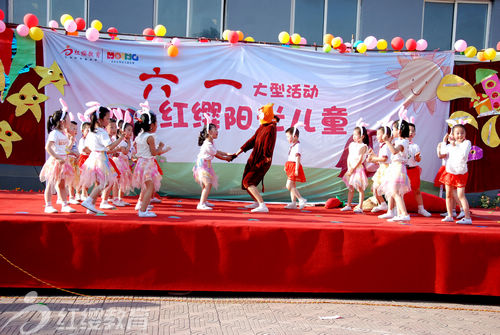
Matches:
[42,30,453,201]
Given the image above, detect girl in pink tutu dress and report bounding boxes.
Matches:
[40,109,76,214]
[193,123,233,210]
[111,121,133,207]
[132,111,170,217]
[341,126,369,213]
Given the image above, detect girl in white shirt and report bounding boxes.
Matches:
[283,127,307,209]
[193,123,232,210]
[132,112,170,217]
[40,109,76,213]
[111,122,134,206]
[367,126,391,213]
[438,124,472,224]
[80,106,124,214]
[75,122,91,200]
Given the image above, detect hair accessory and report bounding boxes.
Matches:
[446,117,469,127]
[292,121,304,137]
[355,117,369,128]
[84,101,101,119]
[203,113,212,131]
[58,98,69,121]
[139,101,152,124]
[409,116,415,124]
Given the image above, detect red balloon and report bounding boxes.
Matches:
[23,13,39,28]
[228,31,239,44]
[391,36,404,50]
[338,43,347,53]
[75,17,86,30]
[107,27,118,39]
[0,9,4,21]
[143,28,154,41]
[406,38,416,51]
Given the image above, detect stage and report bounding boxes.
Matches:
[0,190,499,296]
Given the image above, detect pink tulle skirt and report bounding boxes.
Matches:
[342,165,368,192]
[132,157,162,192]
[378,162,411,198]
[80,151,117,188]
[112,153,133,194]
[39,156,75,186]
[193,157,218,189]
[68,156,80,188]
[372,163,388,189]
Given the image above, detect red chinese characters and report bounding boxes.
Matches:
[321,106,348,135]
[253,83,319,99]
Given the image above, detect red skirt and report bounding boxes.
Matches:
[77,154,89,168]
[439,171,468,188]
[434,165,446,187]
[407,165,421,190]
[285,161,306,182]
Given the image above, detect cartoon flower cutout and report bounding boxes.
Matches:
[34,61,68,95]
[468,145,483,161]
[0,120,22,158]
[6,83,48,122]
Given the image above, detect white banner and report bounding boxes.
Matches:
[42,30,453,200]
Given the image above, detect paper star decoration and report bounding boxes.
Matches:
[6,83,48,122]
[0,120,22,158]
[34,61,68,95]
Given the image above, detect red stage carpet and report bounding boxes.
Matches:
[0,191,499,296]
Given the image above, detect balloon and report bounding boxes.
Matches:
[152,37,163,43]
[391,37,404,50]
[278,31,290,44]
[154,24,166,36]
[464,46,477,58]
[75,17,86,30]
[356,42,367,53]
[323,44,332,53]
[64,20,77,33]
[484,48,496,60]
[222,29,230,40]
[85,27,99,42]
[406,38,416,51]
[91,19,102,31]
[0,9,4,21]
[16,24,29,37]
[353,40,362,48]
[477,51,486,61]
[228,30,239,43]
[364,36,377,49]
[60,14,73,25]
[143,28,155,41]
[167,45,179,57]
[332,37,342,48]
[0,20,5,33]
[338,43,347,53]
[300,37,307,45]
[497,41,500,51]
[454,39,467,52]
[48,20,59,29]
[416,39,427,51]
[24,13,39,28]
[244,36,255,42]
[171,37,181,46]
[107,27,118,39]
[29,27,44,40]
[377,39,387,50]
[323,33,333,45]
[291,33,301,45]
[237,30,244,41]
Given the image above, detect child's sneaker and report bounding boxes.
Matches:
[418,208,432,217]
[340,205,352,212]
[99,201,116,210]
[119,200,130,206]
[353,207,363,214]
[138,210,157,217]
[378,211,394,219]
[205,201,214,207]
[69,198,80,205]
[298,199,307,209]
[284,202,297,209]
[441,216,454,222]
[196,203,212,210]
[251,203,269,213]
[441,211,457,217]
[61,205,76,213]
[150,197,162,203]
[81,198,104,214]
[456,211,466,219]
[112,198,125,207]
[244,202,259,209]
[456,217,472,225]
[371,203,388,213]
[135,202,153,211]
[44,205,58,214]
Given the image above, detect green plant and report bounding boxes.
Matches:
[479,193,500,209]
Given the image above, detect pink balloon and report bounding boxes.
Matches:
[454,39,467,52]
[48,20,59,29]
[152,37,163,43]
[85,27,99,42]
[300,37,307,45]
[0,20,5,33]
[416,39,427,51]
[64,20,77,33]
[364,36,377,49]
[171,37,181,46]
[16,24,29,37]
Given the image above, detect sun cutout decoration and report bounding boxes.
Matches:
[6,83,48,122]
[386,53,451,115]
[34,61,68,95]
[0,120,22,158]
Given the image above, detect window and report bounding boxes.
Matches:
[158,0,187,37]
[455,2,488,50]
[423,2,454,50]
[89,0,154,35]
[12,0,46,26]
[188,0,222,38]
[50,0,85,26]
[326,0,358,43]
[294,0,324,45]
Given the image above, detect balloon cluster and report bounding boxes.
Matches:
[278,31,307,47]
[222,30,254,43]
[11,13,44,40]
[455,39,498,61]
[389,37,427,51]
[322,33,347,53]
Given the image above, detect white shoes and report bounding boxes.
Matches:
[388,215,410,222]
[150,197,162,203]
[135,202,153,211]
[68,198,80,205]
[205,201,215,207]
[61,205,76,213]
[284,202,297,209]
[44,205,58,214]
[244,202,259,209]
[112,199,126,207]
[81,198,104,214]
[371,203,388,213]
[298,199,307,209]
[456,217,472,224]
[441,211,457,217]
[340,205,352,211]
[197,203,212,210]
[99,201,116,210]
[353,207,363,214]
[378,211,394,219]
[456,211,466,219]
[251,203,269,213]
[441,216,454,222]
[138,210,157,217]
[418,208,432,217]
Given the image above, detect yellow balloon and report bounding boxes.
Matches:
[60,14,73,25]
[377,39,387,50]
[464,46,477,58]
[332,37,342,48]
[91,20,102,31]
[323,44,332,53]
[244,36,255,42]
[484,48,496,60]
[278,31,290,44]
[291,33,301,45]
[222,29,230,40]
[356,42,367,53]
[29,27,44,41]
[154,24,166,36]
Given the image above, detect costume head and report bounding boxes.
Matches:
[258,103,275,125]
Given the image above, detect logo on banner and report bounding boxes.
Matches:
[61,45,102,62]
[105,51,140,65]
